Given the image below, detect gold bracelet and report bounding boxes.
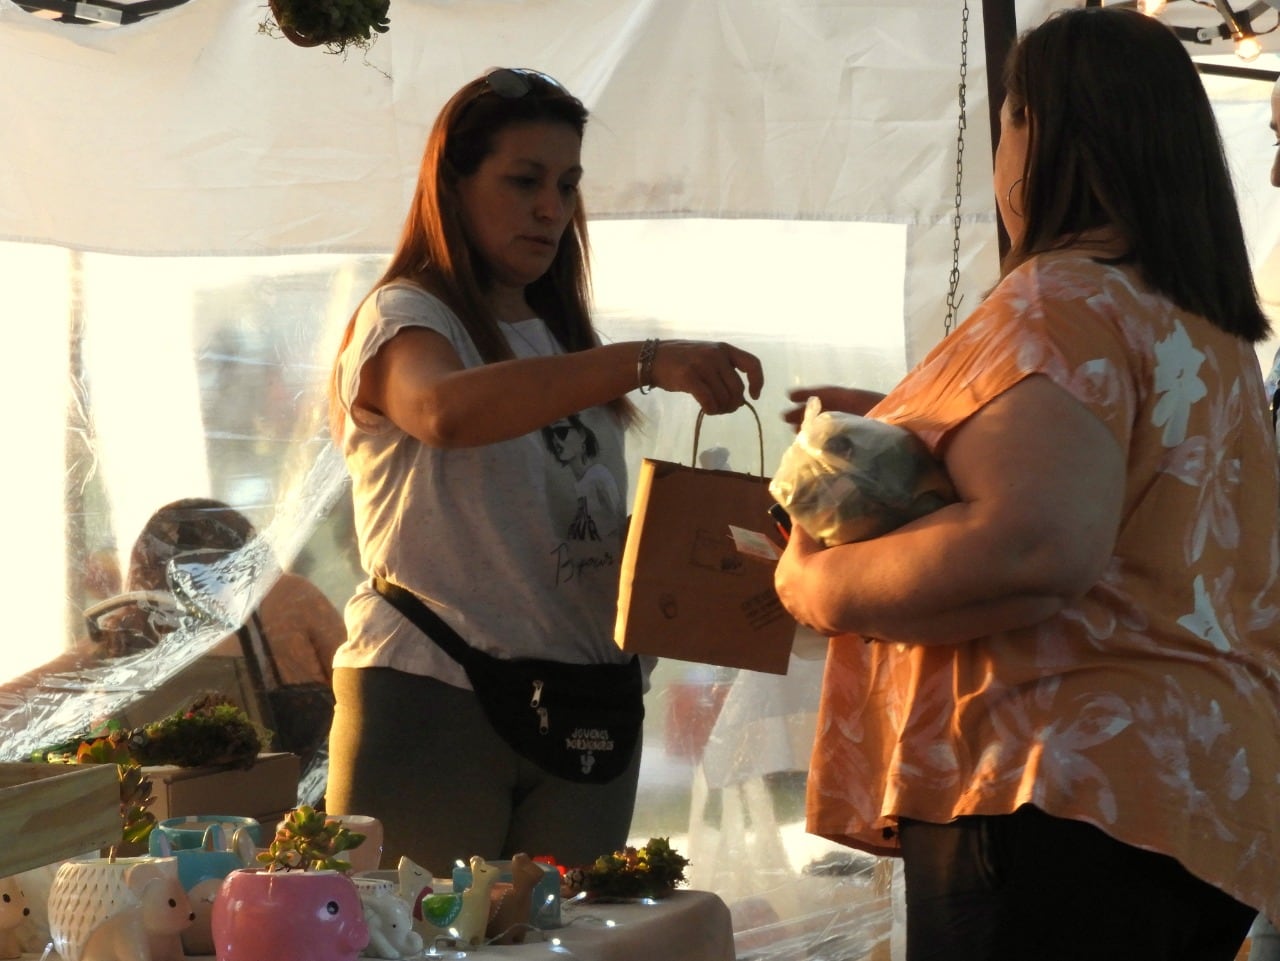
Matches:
[637,338,660,394]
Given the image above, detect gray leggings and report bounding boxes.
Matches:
[325,666,642,878]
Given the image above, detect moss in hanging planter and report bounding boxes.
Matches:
[265,0,391,52]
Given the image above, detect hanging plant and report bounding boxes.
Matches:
[263,0,391,53]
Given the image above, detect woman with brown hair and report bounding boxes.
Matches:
[326,68,763,874]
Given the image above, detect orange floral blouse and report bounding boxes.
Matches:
[807,247,1280,922]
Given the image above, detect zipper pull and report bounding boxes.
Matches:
[536,707,550,734]
[530,679,544,708]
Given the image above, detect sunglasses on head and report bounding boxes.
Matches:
[478,67,570,101]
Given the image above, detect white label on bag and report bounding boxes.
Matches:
[728,525,781,562]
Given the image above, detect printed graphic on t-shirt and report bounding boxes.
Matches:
[542,413,624,584]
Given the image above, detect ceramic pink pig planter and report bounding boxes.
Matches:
[211,869,369,961]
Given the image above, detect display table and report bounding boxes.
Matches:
[21,889,734,961]
[515,889,735,961]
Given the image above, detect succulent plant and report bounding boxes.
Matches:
[258,805,366,873]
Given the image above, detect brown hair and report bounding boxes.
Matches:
[126,498,254,591]
[330,70,636,439]
[1001,7,1269,341]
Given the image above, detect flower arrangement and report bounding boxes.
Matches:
[257,805,366,872]
[578,837,690,900]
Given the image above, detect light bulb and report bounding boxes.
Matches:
[1138,0,1168,15]
[1234,34,1262,60]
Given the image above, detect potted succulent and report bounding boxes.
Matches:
[210,806,370,961]
[262,0,391,53]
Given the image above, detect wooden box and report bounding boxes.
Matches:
[0,762,120,878]
[144,752,299,825]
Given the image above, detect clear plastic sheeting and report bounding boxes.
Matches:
[1,2,1278,959]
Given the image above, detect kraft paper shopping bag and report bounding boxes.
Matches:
[615,405,796,674]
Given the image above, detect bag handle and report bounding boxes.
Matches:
[692,400,765,476]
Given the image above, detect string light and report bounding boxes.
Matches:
[1130,0,1272,63]
[1234,32,1264,59]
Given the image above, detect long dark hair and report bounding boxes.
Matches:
[330,69,636,439]
[1002,6,1269,341]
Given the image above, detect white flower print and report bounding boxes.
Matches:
[1178,574,1231,651]
[1184,379,1243,562]
[1152,320,1207,447]
[984,689,1131,823]
[1136,687,1246,842]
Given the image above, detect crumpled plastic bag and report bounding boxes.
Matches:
[769,397,956,546]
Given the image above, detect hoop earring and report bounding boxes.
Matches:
[1006,177,1024,219]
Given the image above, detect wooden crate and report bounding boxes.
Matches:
[0,763,120,878]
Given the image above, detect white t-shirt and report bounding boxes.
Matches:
[333,281,632,689]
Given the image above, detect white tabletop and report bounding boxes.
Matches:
[26,889,735,961]
[484,890,735,961]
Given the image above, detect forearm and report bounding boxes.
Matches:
[402,342,641,448]
[777,506,1085,645]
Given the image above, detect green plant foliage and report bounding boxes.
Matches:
[269,0,391,48]
[129,694,271,770]
[31,695,270,854]
[258,805,366,873]
[118,764,157,845]
[582,837,690,900]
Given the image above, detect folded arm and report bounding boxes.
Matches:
[773,374,1124,645]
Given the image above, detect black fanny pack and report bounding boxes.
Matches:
[372,577,644,784]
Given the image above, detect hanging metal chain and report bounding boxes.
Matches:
[943,0,970,337]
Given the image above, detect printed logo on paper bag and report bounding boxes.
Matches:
[742,588,788,629]
[690,528,744,574]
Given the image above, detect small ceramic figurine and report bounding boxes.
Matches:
[395,856,432,909]
[419,856,500,948]
[150,824,256,956]
[0,876,31,960]
[48,857,194,961]
[485,853,544,945]
[354,877,423,959]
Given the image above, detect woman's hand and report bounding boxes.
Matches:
[773,523,832,635]
[783,386,886,430]
[649,340,764,415]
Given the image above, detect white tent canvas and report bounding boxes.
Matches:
[0,0,1277,956]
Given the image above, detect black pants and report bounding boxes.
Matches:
[899,806,1256,961]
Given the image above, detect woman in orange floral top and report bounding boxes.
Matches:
[775,9,1279,960]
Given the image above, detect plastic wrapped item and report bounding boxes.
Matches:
[769,397,956,546]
